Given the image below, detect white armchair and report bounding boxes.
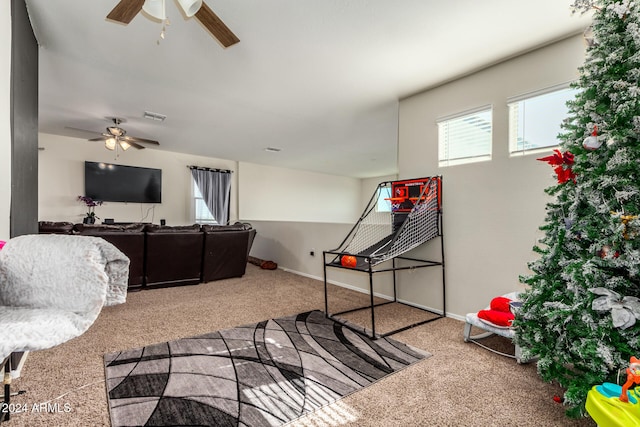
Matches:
[0,234,129,421]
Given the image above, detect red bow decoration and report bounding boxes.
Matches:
[537,149,574,166]
[537,149,576,184]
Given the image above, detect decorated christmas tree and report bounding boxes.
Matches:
[514,0,640,418]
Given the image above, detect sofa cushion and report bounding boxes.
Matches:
[145,229,204,287]
[202,230,251,281]
[75,223,146,233]
[72,224,145,288]
[201,224,250,233]
[39,221,75,234]
[144,224,202,233]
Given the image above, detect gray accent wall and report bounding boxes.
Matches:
[11,0,38,237]
[1,3,11,239]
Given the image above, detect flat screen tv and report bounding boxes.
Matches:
[84,161,162,204]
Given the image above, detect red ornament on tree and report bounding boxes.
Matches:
[583,125,602,150]
[537,149,576,184]
[598,245,620,259]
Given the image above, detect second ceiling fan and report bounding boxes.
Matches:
[107,0,239,48]
[82,117,160,151]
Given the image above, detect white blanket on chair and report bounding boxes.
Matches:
[0,234,129,361]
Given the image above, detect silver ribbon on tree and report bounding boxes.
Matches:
[590,287,640,329]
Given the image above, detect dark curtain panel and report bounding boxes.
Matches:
[190,168,232,225]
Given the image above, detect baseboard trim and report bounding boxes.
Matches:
[279,266,463,321]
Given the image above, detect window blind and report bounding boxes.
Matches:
[508,85,578,154]
[438,106,492,166]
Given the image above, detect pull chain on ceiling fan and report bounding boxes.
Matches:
[143,0,170,42]
[106,0,239,48]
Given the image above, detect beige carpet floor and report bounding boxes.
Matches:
[5,265,595,426]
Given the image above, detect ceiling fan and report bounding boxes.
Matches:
[106,0,240,48]
[71,117,160,152]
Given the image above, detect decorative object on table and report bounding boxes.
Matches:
[104,310,430,427]
[585,357,640,426]
[516,0,640,418]
[77,195,103,224]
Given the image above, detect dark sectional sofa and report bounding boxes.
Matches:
[38,221,256,290]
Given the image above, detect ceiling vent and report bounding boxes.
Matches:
[143,111,167,122]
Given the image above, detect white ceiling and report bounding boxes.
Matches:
[24,0,591,178]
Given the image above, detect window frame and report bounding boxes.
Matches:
[437,105,493,167]
[191,179,218,225]
[507,82,578,156]
[375,185,392,213]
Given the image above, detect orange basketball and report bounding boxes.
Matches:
[341,255,357,268]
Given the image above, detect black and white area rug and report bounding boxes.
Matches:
[104,310,430,426]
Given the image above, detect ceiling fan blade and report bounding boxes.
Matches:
[88,136,109,142]
[64,126,104,136]
[123,135,160,145]
[125,141,146,150]
[107,0,145,24]
[195,2,240,48]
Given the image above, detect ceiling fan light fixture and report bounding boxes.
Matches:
[107,126,126,137]
[105,138,117,151]
[176,0,202,17]
[119,140,132,151]
[142,0,166,20]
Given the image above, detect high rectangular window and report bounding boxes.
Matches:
[437,106,492,167]
[376,186,392,212]
[192,181,217,224]
[508,85,578,155]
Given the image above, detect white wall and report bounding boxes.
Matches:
[38,134,369,290]
[398,35,585,319]
[248,220,360,277]
[38,133,373,282]
[30,36,587,323]
[238,162,361,223]
[360,174,397,208]
[38,133,239,225]
[0,2,10,240]
[243,172,399,300]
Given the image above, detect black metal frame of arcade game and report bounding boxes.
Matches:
[323,176,446,339]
